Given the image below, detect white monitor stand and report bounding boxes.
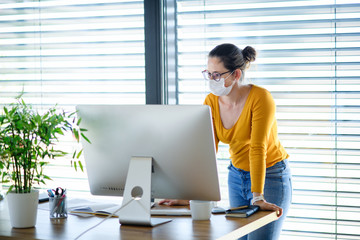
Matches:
[117,156,172,226]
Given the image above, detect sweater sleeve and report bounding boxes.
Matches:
[204,95,219,153]
[249,89,276,193]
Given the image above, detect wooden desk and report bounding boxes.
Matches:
[0,200,278,240]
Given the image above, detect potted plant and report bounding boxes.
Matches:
[0,96,90,228]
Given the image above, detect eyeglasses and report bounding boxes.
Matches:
[202,70,233,82]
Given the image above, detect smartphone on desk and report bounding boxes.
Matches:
[211,206,226,214]
[38,192,49,203]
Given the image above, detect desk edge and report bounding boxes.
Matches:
[216,211,278,240]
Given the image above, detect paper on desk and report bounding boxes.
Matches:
[38,198,122,218]
[70,203,122,218]
[67,199,121,217]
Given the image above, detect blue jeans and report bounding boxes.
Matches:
[228,159,292,240]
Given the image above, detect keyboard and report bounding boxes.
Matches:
[150,208,191,216]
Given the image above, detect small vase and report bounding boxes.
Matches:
[7,190,39,228]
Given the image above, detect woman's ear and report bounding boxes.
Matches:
[235,69,242,81]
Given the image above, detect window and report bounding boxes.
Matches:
[171,0,360,239]
[0,0,145,195]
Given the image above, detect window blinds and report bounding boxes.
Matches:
[0,0,145,108]
[0,0,145,195]
[174,0,360,239]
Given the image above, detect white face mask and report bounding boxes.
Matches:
[209,76,235,96]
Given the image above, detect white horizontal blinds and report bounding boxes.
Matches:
[0,0,145,109]
[175,0,360,239]
[0,0,145,196]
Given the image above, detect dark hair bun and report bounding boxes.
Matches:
[242,46,256,63]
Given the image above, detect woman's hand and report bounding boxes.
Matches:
[253,200,283,217]
[158,199,190,206]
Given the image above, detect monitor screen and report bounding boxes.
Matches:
[76,104,221,225]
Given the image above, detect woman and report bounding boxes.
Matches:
[160,43,292,240]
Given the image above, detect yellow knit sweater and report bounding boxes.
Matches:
[204,85,289,193]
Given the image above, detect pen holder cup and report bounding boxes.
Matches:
[49,195,67,219]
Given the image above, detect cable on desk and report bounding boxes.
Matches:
[74,198,134,240]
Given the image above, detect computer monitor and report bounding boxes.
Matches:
[76,104,221,226]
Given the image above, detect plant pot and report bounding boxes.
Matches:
[7,190,39,228]
[0,184,4,201]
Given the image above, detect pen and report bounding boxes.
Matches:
[226,205,248,212]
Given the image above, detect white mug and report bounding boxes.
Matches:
[189,200,212,220]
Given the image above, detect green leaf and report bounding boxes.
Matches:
[39,161,48,167]
[43,175,52,180]
[78,160,84,172]
[73,128,79,141]
[76,149,83,159]
[74,161,78,171]
[8,185,14,193]
[81,133,91,144]
[68,112,76,118]
[54,127,64,135]
[76,118,82,126]
[15,92,24,100]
